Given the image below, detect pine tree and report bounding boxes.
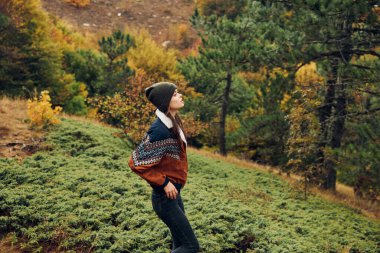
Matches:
[0,0,64,97]
[278,0,380,191]
[180,3,299,156]
[98,30,134,95]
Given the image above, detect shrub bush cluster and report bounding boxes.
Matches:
[0,118,378,252]
[27,90,62,129]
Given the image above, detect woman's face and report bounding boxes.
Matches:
[169,89,184,111]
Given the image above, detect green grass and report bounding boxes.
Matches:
[0,118,379,252]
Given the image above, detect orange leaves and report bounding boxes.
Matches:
[64,0,90,8]
[88,70,206,143]
[87,70,155,143]
[180,112,209,138]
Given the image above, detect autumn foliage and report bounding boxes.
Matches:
[87,70,207,144]
[27,90,62,128]
[64,0,90,8]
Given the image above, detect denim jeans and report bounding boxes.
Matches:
[152,188,200,253]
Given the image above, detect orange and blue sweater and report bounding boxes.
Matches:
[128,110,188,190]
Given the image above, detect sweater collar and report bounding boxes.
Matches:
[155,109,187,146]
[155,109,173,128]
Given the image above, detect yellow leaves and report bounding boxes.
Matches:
[280,93,292,112]
[124,27,200,102]
[271,67,288,78]
[240,69,266,83]
[79,82,88,98]
[242,107,265,118]
[125,28,181,80]
[87,108,99,119]
[240,67,288,83]
[283,10,294,19]
[295,62,324,87]
[27,90,62,128]
[257,89,263,98]
[351,47,379,65]
[226,115,241,133]
[293,62,325,108]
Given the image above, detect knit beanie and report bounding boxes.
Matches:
[145,82,177,113]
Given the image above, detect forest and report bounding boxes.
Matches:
[2,0,378,199]
[0,0,379,252]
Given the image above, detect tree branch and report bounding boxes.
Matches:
[352,28,380,34]
[345,107,380,118]
[350,64,373,70]
[356,88,380,97]
[350,49,380,58]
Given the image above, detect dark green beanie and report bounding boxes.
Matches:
[145,82,177,113]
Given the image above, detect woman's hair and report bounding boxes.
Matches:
[166,112,186,146]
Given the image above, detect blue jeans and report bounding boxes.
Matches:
[151,188,200,253]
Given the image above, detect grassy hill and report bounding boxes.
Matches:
[0,117,379,252]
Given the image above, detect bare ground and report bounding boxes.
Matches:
[40,0,196,44]
[0,97,47,159]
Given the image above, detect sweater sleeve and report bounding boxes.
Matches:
[128,133,176,187]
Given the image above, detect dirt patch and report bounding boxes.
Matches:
[0,126,10,137]
[40,0,196,44]
[0,97,47,159]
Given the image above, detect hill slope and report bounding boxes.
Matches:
[0,118,379,252]
[40,0,195,43]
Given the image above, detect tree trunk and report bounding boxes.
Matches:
[219,71,232,156]
[318,73,335,145]
[317,62,337,190]
[326,65,348,190]
[319,62,349,191]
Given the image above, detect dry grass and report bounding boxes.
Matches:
[60,112,116,129]
[188,147,380,221]
[0,233,22,253]
[0,96,28,126]
[0,96,45,159]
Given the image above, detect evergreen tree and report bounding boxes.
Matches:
[98,30,134,95]
[63,49,108,96]
[180,4,299,155]
[282,0,380,191]
[0,0,64,98]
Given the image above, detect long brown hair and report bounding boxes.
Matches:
[166,112,186,146]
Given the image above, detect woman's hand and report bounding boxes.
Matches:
[164,181,178,199]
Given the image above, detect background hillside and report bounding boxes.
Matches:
[0,112,379,252]
[40,0,196,44]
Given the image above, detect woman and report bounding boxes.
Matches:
[128,82,200,253]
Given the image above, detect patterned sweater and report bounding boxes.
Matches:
[128,110,188,190]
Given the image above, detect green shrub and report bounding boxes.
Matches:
[0,118,378,252]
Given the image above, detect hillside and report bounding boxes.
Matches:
[40,0,196,44]
[0,98,46,159]
[0,115,379,252]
